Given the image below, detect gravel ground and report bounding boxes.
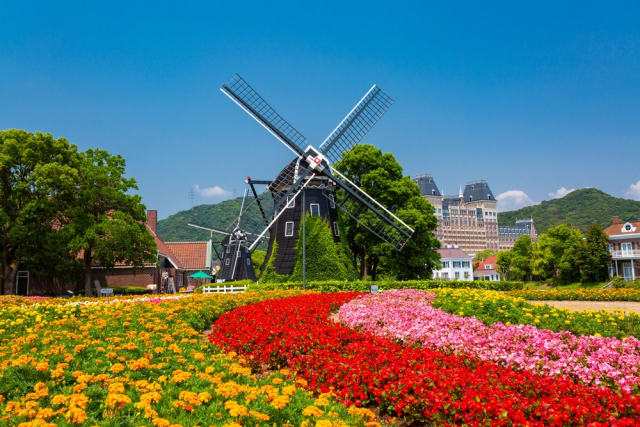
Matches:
[527,300,640,313]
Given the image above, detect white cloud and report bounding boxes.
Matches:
[496,190,537,212]
[548,187,575,199]
[626,181,640,201]
[194,184,232,198]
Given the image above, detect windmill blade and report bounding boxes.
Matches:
[188,223,229,236]
[221,74,308,156]
[324,168,414,250]
[319,85,394,165]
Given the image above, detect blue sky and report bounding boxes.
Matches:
[2,1,639,218]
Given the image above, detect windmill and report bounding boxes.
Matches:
[187,188,268,281]
[220,74,415,276]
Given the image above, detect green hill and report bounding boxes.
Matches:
[157,197,245,241]
[498,188,640,234]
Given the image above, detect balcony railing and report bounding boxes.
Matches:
[610,249,640,259]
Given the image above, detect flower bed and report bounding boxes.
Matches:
[506,288,640,301]
[0,292,372,427]
[430,288,640,339]
[339,289,640,393]
[209,292,640,425]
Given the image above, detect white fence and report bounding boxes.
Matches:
[202,284,247,294]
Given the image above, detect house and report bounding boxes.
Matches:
[93,210,214,291]
[473,255,500,281]
[434,245,473,281]
[603,216,640,281]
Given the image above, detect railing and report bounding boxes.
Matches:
[609,249,640,258]
[202,284,247,294]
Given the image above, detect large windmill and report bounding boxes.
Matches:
[220,74,414,276]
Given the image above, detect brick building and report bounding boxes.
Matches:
[414,174,537,256]
[604,216,640,281]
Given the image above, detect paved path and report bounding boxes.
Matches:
[528,300,640,313]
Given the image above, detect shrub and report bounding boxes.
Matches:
[248,279,524,292]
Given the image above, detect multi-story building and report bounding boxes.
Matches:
[498,219,537,251]
[414,174,499,254]
[604,216,640,281]
[414,174,537,255]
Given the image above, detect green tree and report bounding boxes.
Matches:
[291,214,358,281]
[250,249,266,275]
[582,222,611,282]
[0,130,81,294]
[534,224,584,283]
[496,251,513,281]
[473,249,496,262]
[63,149,157,296]
[335,144,440,280]
[511,235,533,281]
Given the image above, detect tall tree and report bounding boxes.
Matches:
[496,251,513,281]
[582,222,611,282]
[335,144,440,280]
[511,235,533,280]
[534,224,584,283]
[64,149,156,296]
[0,130,80,294]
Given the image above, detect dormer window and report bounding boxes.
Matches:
[622,222,637,233]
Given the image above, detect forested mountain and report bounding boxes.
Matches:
[157,197,245,241]
[498,188,640,233]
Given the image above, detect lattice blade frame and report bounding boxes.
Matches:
[325,168,413,250]
[221,74,308,156]
[319,85,394,165]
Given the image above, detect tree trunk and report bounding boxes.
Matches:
[2,254,20,295]
[360,250,368,280]
[84,246,93,297]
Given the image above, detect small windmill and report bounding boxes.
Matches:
[188,188,267,281]
[220,74,414,276]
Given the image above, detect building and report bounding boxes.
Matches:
[498,219,537,251]
[603,216,640,281]
[434,246,473,281]
[414,174,537,255]
[473,255,500,281]
[414,174,499,255]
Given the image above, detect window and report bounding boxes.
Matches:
[225,258,230,265]
[285,221,294,237]
[442,272,449,279]
[622,242,632,256]
[286,195,295,208]
[485,264,492,269]
[246,258,251,265]
[607,244,613,252]
[329,196,335,209]
[441,261,450,268]
[455,272,460,279]
[462,261,470,268]
[452,261,461,268]
[237,249,241,257]
[333,222,339,236]
[226,246,230,253]
[310,204,320,216]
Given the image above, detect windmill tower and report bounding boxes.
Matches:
[220,75,415,275]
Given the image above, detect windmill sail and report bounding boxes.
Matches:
[221,74,308,156]
[324,169,414,249]
[319,85,394,165]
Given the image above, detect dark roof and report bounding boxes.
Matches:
[412,174,441,196]
[462,180,494,202]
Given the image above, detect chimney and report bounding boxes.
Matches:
[147,210,158,235]
[612,216,620,224]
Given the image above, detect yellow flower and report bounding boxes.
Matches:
[270,395,290,409]
[105,393,131,409]
[302,406,324,417]
[315,420,333,427]
[272,377,283,384]
[152,418,171,427]
[110,363,125,374]
[282,385,296,395]
[249,410,270,421]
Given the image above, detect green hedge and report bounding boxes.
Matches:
[247,279,524,293]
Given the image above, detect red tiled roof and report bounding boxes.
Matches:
[603,221,640,236]
[474,255,499,275]
[165,241,209,270]
[437,248,471,259]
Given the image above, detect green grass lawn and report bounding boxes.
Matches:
[523,281,607,290]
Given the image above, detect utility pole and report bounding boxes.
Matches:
[188,188,196,207]
[302,189,306,290]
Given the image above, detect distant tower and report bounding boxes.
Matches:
[188,188,196,207]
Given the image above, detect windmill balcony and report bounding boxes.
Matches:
[610,249,640,259]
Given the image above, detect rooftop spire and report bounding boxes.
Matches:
[458,185,463,198]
